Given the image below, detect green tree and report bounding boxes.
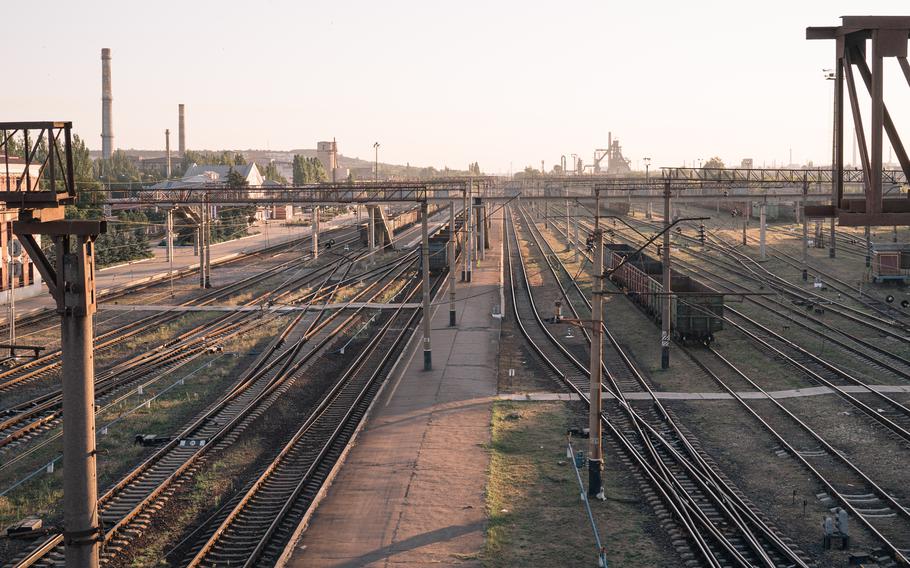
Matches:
[226,166,249,189]
[261,161,287,184]
[703,156,725,169]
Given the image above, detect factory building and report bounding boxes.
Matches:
[0,158,44,299]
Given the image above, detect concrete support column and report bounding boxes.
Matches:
[802,184,808,281]
[829,218,837,258]
[421,201,432,371]
[166,209,174,262]
[759,201,767,261]
[61,238,100,568]
[312,206,320,260]
[478,204,486,262]
[198,206,206,288]
[368,206,376,251]
[662,183,672,369]
[448,202,456,327]
[588,225,604,499]
[564,198,570,250]
[865,225,871,268]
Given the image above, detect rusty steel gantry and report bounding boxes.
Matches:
[807,16,910,227]
[1,122,106,567]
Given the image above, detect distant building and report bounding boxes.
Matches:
[0,158,44,299]
[741,158,754,169]
[137,156,173,178]
[149,163,264,190]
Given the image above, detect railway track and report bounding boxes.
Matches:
[0,233,368,466]
[545,206,910,565]
[0,227,360,400]
[508,207,809,568]
[4,245,422,567]
[179,275,426,568]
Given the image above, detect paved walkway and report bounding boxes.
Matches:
[286,213,503,566]
[498,384,910,401]
[0,212,360,322]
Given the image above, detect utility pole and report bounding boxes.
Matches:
[802,179,809,281]
[661,180,671,370]
[198,204,206,289]
[421,201,432,370]
[203,195,212,288]
[312,206,320,260]
[742,201,749,246]
[373,142,380,181]
[7,235,15,358]
[588,186,604,498]
[464,182,473,282]
[449,201,457,326]
[759,200,767,261]
[167,208,175,296]
[478,199,486,262]
[865,225,871,268]
[368,206,376,251]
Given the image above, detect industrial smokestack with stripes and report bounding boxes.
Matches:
[101,48,113,160]
[178,104,186,155]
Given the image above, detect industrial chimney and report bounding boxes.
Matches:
[165,129,171,178]
[101,48,113,160]
[178,104,186,155]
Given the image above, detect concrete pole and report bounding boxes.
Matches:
[167,209,175,296]
[466,189,474,282]
[759,201,767,261]
[573,201,579,261]
[830,218,837,258]
[865,225,871,268]
[742,203,748,246]
[312,206,320,259]
[802,189,809,282]
[61,238,100,568]
[661,182,672,370]
[368,206,376,251]
[421,201,432,371]
[565,196,570,250]
[588,224,604,499]
[448,202,456,327]
[166,209,174,262]
[8,247,14,358]
[204,200,212,288]
[198,206,206,289]
[478,204,486,261]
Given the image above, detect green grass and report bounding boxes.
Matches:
[485,401,675,568]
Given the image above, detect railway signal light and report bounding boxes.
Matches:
[698,223,706,244]
[902,299,910,308]
[887,295,895,304]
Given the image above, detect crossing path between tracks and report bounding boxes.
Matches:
[498,384,910,401]
[285,211,504,567]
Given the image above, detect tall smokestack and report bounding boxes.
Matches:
[165,129,171,178]
[101,48,113,160]
[178,104,186,155]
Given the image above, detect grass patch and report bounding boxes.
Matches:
[485,401,676,568]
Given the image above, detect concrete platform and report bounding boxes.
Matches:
[285,213,503,567]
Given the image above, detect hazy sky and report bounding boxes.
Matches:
[4,1,909,173]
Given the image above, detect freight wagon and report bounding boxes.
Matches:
[605,244,724,344]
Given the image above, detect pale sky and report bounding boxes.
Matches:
[3,0,909,173]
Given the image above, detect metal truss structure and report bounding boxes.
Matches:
[808,16,910,226]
